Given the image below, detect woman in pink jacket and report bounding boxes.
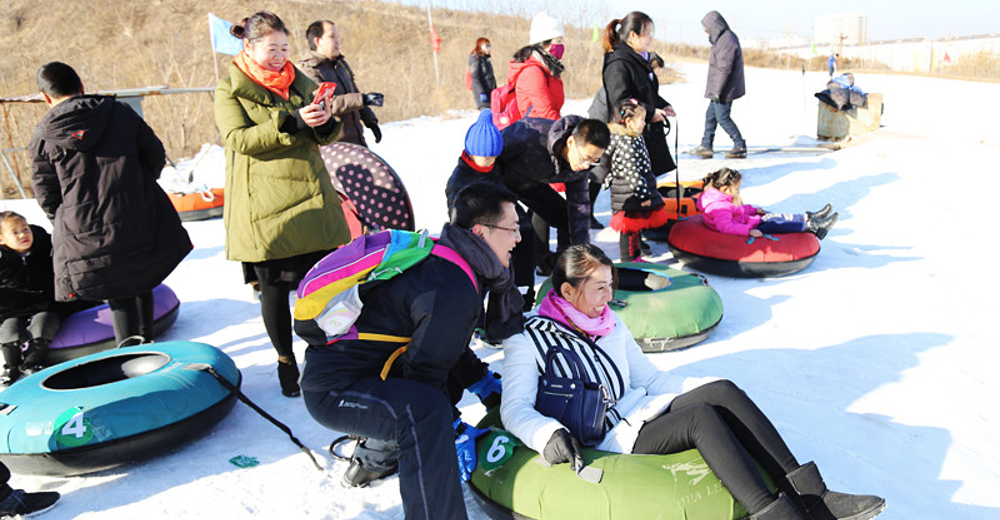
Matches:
[506,12,566,121]
[699,168,839,240]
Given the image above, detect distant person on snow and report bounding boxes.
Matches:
[301,182,524,520]
[699,168,838,240]
[469,37,497,109]
[828,53,839,78]
[690,11,747,160]
[501,243,886,520]
[299,20,384,146]
[29,61,191,348]
[215,12,352,397]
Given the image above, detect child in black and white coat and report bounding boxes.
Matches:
[604,99,668,262]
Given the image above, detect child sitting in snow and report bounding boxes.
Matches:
[699,167,838,239]
[0,211,60,385]
[604,99,669,262]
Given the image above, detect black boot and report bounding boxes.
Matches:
[0,487,60,517]
[784,461,885,520]
[20,338,50,375]
[806,204,833,221]
[751,494,808,520]
[807,213,839,240]
[277,357,300,397]
[0,343,23,388]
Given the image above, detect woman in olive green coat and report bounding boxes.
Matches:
[215,11,351,397]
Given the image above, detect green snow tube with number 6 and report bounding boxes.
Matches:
[470,408,772,520]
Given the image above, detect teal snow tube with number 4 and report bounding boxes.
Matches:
[0,341,240,476]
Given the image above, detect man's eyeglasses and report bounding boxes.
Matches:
[479,223,521,236]
[573,143,603,167]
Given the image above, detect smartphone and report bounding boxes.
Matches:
[312,82,337,108]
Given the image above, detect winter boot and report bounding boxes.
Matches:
[690,145,714,159]
[750,494,808,520]
[342,438,399,488]
[619,233,641,263]
[0,488,60,518]
[806,204,833,221]
[0,343,23,388]
[784,461,886,520]
[277,357,301,398]
[20,338,50,375]
[725,146,747,159]
[807,213,839,240]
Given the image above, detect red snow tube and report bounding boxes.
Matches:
[668,214,820,278]
[168,189,225,222]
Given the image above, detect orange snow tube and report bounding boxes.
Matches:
[168,189,225,222]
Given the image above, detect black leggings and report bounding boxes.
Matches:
[257,278,296,360]
[631,380,799,514]
[108,291,154,344]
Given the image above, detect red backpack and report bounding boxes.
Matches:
[490,82,520,130]
[464,67,473,91]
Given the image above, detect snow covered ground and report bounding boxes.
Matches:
[2,62,998,519]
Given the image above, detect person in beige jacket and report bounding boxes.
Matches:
[299,20,384,147]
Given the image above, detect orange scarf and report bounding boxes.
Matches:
[234,51,295,100]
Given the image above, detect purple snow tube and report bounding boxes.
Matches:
[43,284,181,365]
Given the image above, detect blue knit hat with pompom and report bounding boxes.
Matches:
[464,110,504,157]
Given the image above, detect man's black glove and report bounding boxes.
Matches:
[542,428,583,470]
[363,92,384,107]
[365,121,382,143]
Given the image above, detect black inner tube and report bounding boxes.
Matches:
[43,352,171,390]
[617,267,672,292]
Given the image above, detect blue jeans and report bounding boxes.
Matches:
[757,213,807,234]
[702,100,745,150]
[303,377,468,520]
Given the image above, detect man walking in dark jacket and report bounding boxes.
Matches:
[29,62,191,346]
[691,11,747,159]
[299,20,383,147]
[301,182,524,520]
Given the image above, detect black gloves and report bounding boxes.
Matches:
[542,428,583,470]
[363,92,384,107]
[365,121,382,143]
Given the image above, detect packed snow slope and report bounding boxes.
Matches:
[1,62,997,519]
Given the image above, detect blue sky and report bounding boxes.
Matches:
[415,0,1000,46]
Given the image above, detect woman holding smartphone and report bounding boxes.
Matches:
[215,11,352,397]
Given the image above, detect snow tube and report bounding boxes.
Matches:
[643,179,704,241]
[320,142,416,231]
[167,188,225,222]
[535,264,723,352]
[668,214,820,278]
[0,341,240,476]
[44,284,180,365]
[470,408,771,520]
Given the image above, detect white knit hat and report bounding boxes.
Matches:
[529,12,564,45]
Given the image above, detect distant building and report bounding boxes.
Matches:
[815,12,868,46]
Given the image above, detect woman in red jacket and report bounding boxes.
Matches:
[507,12,566,121]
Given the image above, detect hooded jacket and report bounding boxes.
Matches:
[497,116,591,246]
[698,186,760,236]
[215,62,351,263]
[506,53,564,122]
[602,43,676,174]
[702,11,746,103]
[298,51,377,147]
[0,225,56,320]
[29,96,191,301]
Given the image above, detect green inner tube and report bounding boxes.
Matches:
[535,263,724,352]
[471,408,771,520]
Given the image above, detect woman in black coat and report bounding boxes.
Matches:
[601,12,676,175]
[469,37,497,109]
